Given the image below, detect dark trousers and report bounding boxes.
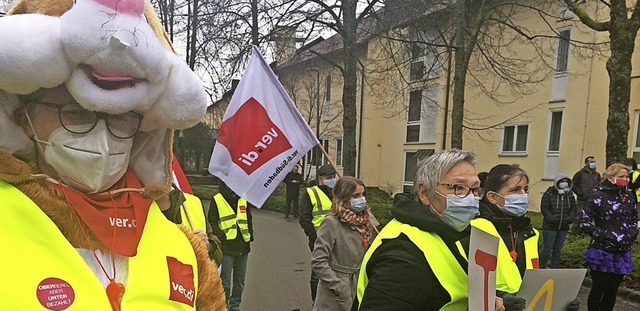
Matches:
[588,270,625,311]
[285,191,299,217]
[308,234,318,302]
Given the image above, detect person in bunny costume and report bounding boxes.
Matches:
[0,0,226,309]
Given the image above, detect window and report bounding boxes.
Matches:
[323,75,331,119]
[406,86,438,143]
[556,29,570,73]
[502,124,529,154]
[633,111,640,162]
[335,138,343,166]
[548,110,563,152]
[409,31,441,81]
[403,149,434,192]
[406,90,422,142]
[308,139,330,165]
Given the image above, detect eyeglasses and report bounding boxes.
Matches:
[437,182,485,199]
[30,101,143,139]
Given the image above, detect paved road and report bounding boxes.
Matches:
[242,208,313,311]
[227,206,640,311]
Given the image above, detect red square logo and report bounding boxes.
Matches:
[167,256,195,307]
[217,97,292,175]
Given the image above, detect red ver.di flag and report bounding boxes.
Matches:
[208,45,319,207]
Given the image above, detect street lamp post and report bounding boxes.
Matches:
[306,68,320,177]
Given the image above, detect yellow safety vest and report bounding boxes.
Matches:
[180,193,207,231]
[357,219,468,311]
[471,218,539,294]
[213,193,251,242]
[306,186,331,228]
[632,171,640,202]
[0,181,198,311]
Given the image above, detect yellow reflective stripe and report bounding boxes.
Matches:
[455,240,468,261]
[179,193,206,231]
[307,186,331,228]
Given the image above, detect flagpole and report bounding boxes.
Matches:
[316,143,341,178]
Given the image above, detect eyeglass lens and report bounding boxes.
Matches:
[59,104,140,138]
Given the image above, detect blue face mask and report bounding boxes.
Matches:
[497,193,529,217]
[431,192,480,232]
[350,197,367,212]
[323,177,337,188]
[558,181,569,189]
[588,162,596,170]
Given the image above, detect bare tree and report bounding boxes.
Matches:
[301,0,382,176]
[563,0,640,165]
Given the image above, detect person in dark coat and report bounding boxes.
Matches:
[540,173,577,269]
[283,164,304,218]
[571,156,601,231]
[579,163,638,311]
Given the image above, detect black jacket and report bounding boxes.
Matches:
[283,172,304,195]
[541,174,577,231]
[572,167,601,202]
[474,201,536,280]
[358,193,469,311]
[207,193,254,257]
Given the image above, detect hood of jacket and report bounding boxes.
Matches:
[391,192,469,243]
[553,173,573,193]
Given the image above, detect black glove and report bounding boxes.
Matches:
[566,297,580,311]
[502,294,526,311]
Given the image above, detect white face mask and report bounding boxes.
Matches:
[29,117,133,193]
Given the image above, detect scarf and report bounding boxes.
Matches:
[338,207,372,247]
[48,169,152,257]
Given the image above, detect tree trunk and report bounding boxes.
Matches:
[341,0,358,176]
[605,5,636,166]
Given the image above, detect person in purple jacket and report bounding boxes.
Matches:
[579,163,638,311]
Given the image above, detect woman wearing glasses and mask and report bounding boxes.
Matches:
[473,164,580,311]
[357,149,507,311]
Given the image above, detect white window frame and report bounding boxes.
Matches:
[409,31,441,82]
[555,28,571,75]
[322,75,331,120]
[632,110,640,162]
[547,110,563,154]
[500,124,529,155]
[406,86,438,144]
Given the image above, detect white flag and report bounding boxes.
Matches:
[208,45,319,207]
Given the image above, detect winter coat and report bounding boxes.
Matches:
[311,215,374,311]
[357,193,470,311]
[579,180,639,253]
[541,174,577,231]
[572,167,601,202]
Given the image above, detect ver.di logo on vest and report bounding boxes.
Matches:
[217,97,292,175]
[167,256,196,306]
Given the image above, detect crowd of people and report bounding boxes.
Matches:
[0,1,636,309]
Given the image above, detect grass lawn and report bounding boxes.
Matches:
[193,184,640,291]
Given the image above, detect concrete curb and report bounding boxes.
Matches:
[582,276,640,303]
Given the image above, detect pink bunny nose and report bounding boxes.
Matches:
[94,0,145,16]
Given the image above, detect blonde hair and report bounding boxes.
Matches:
[603,163,629,179]
[330,176,365,216]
